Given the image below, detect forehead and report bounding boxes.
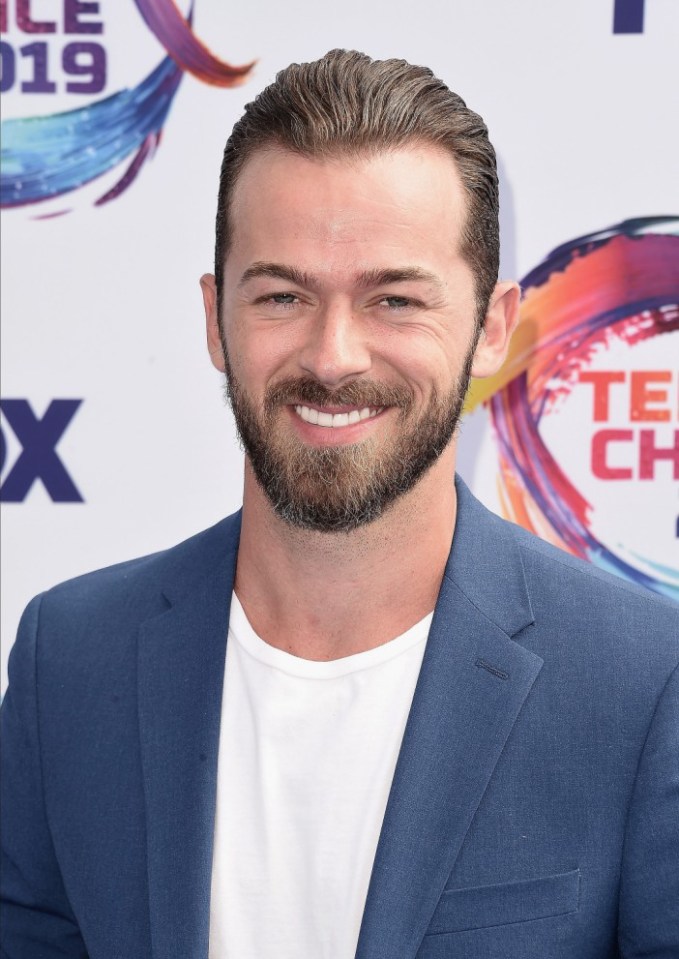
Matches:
[225,145,469,281]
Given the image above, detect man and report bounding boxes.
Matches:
[1,49,678,959]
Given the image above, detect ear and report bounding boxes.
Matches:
[471,280,521,379]
[200,273,226,373]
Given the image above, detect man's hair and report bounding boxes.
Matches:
[214,49,499,325]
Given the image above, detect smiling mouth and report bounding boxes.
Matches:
[294,405,383,428]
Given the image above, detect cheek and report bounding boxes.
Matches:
[437,331,479,384]
[236,322,313,388]
[227,331,289,401]
[385,339,461,400]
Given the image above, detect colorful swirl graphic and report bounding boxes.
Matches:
[466,216,679,600]
[0,1,254,211]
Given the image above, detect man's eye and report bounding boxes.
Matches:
[379,296,413,310]
[255,292,300,308]
[270,293,298,305]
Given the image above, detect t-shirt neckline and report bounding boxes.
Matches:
[229,592,433,680]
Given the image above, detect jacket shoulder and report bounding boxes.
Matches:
[46,511,239,600]
[452,477,679,665]
[501,516,679,678]
[449,477,679,649]
[17,512,241,667]
[512,518,678,619]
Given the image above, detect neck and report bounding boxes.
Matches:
[234,448,458,660]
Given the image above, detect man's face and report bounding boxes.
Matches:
[202,145,516,532]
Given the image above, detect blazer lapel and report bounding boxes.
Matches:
[356,479,543,959]
[137,514,241,959]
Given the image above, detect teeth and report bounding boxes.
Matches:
[295,405,382,428]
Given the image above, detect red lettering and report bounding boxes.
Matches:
[580,371,626,422]
[639,429,679,480]
[591,429,633,480]
[630,370,672,421]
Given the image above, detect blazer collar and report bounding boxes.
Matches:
[355,477,542,959]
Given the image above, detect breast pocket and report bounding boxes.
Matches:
[425,869,580,935]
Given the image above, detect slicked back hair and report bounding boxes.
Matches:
[214,49,500,327]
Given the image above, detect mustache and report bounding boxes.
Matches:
[264,377,415,413]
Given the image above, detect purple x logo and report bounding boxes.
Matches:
[0,399,83,502]
[613,0,645,33]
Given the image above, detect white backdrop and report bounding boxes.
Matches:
[2,0,678,690]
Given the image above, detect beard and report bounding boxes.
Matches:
[223,349,476,533]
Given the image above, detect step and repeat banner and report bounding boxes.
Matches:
[2,0,677,688]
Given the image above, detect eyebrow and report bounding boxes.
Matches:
[239,262,311,288]
[354,267,443,289]
[238,261,444,292]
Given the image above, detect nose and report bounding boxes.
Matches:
[297,303,372,387]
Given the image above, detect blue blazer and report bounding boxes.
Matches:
[2,479,678,958]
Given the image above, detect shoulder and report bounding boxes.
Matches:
[453,477,679,671]
[501,519,679,716]
[453,485,679,770]
[45,511,239,605]
[13,511,241,670]
[511,518,679,633]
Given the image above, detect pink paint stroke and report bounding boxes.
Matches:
[134,0,255,86]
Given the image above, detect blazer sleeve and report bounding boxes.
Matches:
[618,660,679,958]
[0,595,89,959]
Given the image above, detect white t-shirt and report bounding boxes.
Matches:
[208,593,432,959]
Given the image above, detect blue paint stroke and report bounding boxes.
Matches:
[0,1,254,211]
[1,55,182,208]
